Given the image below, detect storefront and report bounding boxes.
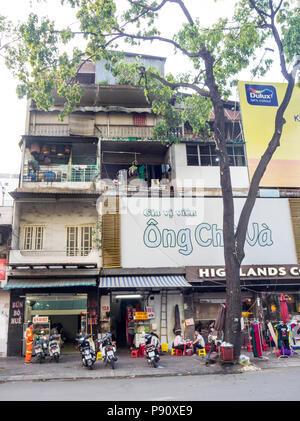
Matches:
[4,278,98,356]
[98,275,191,349]
[186,264,300,340]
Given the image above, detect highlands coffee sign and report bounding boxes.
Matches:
[186,265,300,282]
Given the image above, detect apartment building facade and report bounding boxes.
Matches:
[3,54,300,355]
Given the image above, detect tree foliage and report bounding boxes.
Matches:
[1,0,299,355]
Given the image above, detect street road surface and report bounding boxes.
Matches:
[0,366,299,401]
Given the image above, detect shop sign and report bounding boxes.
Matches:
[185,318,195,326]
[146,306,155,319]
[134,312,148,320]
[0,258,6,281]
[33,316,49,323]
[186,264,300,281]
[121,197,297,268]
[10,299,24,326]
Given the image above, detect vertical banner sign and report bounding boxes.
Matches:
[7,294,25,356]
[238,81,300,188]
[0,258,6,281]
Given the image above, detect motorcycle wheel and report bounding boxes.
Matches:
[87,359,94,370]
[110,359,115,370]
[37,354,42,364]
[55,354,59,363]
[152,359,158,368]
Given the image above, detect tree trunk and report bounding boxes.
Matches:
[205,51,242,358]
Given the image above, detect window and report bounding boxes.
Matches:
[66,225,94,256]
[226,144,246,166]
[23,226,45,250]
[133,113,146,126]
[199,144,219,166]
[186,145,199,166]
[186,143,246,167]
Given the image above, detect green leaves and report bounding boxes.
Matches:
[1,0,299,128]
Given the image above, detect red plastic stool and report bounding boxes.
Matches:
[247,344,253,352]
[262,344,269,351]
[175,349,183,356]
[131,349,139,358]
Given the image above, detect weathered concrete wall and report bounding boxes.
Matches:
[18,200,98,252]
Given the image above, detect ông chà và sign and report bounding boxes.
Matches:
[188,265,300,281]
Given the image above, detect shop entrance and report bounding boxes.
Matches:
[111,294,149,350]
[25,294,87,354]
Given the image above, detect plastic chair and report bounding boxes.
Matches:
[131,349,139,358]
[161,343,168,352]
[198,348,206,357]
[139,344,146,357]
[171,348,183,356]
[96,351,102,360]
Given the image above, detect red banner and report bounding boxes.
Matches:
[0,259,6,281]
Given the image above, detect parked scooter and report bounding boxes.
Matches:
[99,332,118,369]
[34,332,48,363]
[76,334,97,369]
[144,333,160,368]
[48,334,61,362]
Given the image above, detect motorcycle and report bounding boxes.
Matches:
[76,334,97,369]
[99,332,118,370]
[144,333,160,368]
[48,334,61,362]
[34,333,48,363]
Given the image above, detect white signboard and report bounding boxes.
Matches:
[120,197,297,268]
[146,306,155,319]
[33,316,49,323]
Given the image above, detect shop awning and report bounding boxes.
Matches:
[99,275,191,288]
[3,278,97,289]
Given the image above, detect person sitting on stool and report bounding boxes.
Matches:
[192,329,205,355]
[173,330,186,351]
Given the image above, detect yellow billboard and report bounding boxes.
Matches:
[238,81,300,187]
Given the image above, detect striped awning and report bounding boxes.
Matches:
[3,278,97,290]
[99,275,191,288]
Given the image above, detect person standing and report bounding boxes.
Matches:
[25,321,34,364]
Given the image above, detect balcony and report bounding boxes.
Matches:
[9,249,100,269]
[22,164,99,191]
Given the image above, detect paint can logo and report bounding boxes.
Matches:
[245,84,278,106]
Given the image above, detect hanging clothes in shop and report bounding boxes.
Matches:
[275,323,291,355]
[250,321,263,358]
[138,164,146,180]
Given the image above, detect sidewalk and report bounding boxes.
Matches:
[1,349,300,383]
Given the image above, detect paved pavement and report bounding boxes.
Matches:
[1,348,300,383]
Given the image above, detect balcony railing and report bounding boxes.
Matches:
[22,164,98,183]
[9,249,100,267]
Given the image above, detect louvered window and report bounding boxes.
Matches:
[102,197,121,268]
[289,199,300,262]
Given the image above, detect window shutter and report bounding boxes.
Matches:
[102,197,121,268]
[289,199,300,263]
